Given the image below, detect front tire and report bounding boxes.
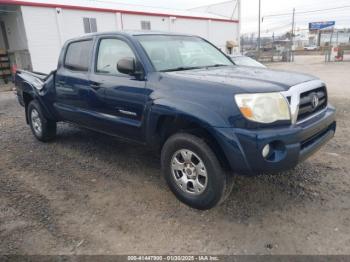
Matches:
[161,133,233,210]
[28,100,56,142]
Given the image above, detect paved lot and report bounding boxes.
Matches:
[0,56,349,255]
[268,56,350,97]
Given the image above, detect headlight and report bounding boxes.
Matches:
[235,93,290,123]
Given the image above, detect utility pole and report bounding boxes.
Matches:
[336,31,339,45]
[257,0,261,60]
[272,32,275,62]
[291,8,295,62]
[237,0,241,54]
[328,27,335,62]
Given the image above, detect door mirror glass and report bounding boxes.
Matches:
[117,57,135,75]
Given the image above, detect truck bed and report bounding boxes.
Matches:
[15,70,55,92]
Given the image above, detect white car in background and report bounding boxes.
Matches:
[229,55,266,68]
[304,45,318,51]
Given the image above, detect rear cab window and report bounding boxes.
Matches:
[64,40,93,71]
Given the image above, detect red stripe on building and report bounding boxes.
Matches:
[0,0,239,23]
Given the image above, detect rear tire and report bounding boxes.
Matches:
[27,100,56,142]
[161,133,233,210]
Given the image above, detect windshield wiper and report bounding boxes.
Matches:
[160,66,203,72]
[160,64,229,72]
[206,64,229,68]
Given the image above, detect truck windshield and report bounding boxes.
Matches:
[135,35,233,72]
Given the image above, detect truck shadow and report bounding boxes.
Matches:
[54,123,331,220]
[218,169,327,222]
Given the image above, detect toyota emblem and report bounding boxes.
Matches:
[311,94,319,109]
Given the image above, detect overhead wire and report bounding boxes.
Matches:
[263,5,350,19]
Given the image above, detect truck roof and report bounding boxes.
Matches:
[67,31,197,42]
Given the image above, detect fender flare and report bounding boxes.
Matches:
[21,82,56,123]
[145,97,229,146]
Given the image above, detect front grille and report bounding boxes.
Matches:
[297,86,327,122]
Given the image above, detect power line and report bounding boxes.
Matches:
[245,8,349,23]
[263,5,350,19]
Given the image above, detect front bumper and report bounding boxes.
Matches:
[214,106,336,175]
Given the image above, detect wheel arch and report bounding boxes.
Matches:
[22,88,35,124]
[21,82,57,124]
[154,114,231,171]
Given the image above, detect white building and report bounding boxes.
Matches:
[0,0,240,73]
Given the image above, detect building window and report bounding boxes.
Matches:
[141,21,151,31]
[83,18,97,33]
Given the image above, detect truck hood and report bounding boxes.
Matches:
[167,66,317,93]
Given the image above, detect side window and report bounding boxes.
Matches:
[64,40,92,71]
[96,38,136,75]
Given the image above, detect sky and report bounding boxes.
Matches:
[99,0,350,35]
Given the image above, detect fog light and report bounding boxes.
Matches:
[262,144,270,158]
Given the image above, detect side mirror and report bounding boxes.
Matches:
[117,57,136,75]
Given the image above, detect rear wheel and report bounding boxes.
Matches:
[161,133,233,210]
[28,100,56,142]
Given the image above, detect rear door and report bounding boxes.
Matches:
[54,39,95,125]
[88,36,149,141]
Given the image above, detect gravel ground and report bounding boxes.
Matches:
[0,56,349,255]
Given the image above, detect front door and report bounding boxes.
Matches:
[88,37,149,142]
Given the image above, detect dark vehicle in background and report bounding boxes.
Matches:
[15,32,336,210]
[229,55,266,68]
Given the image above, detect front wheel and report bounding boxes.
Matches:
[28,100,57,142]
[161,133,233,210]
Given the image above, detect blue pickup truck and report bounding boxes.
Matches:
[15,32,336,209]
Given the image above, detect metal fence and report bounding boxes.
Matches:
[241,32,350,63]
[324,45,350,62]
[241,36,294,63]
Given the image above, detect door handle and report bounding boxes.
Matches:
[117,109,138,117]
[57,80,65,85]
[90,82,101,90]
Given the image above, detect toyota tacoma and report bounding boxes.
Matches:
[15,32,336,210]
